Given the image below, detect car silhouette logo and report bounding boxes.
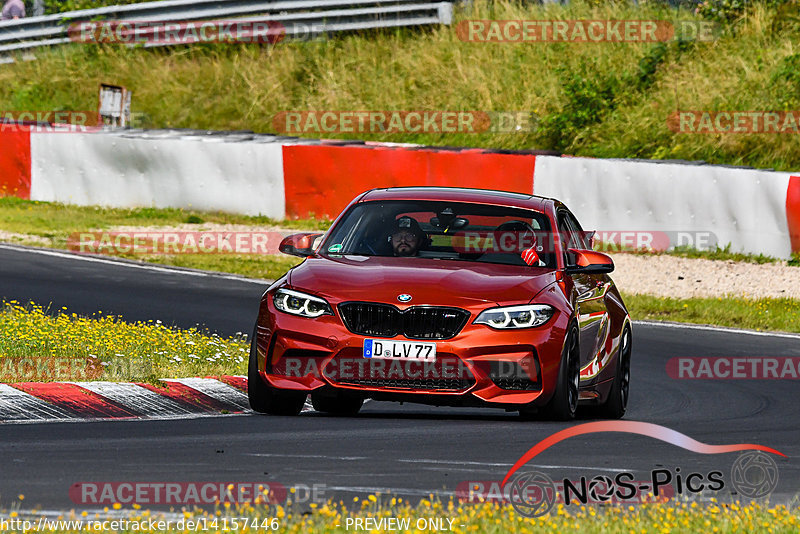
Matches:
[397,294,412,302]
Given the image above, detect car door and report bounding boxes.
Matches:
[558,209,608,377]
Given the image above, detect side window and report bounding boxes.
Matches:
[556,210,577,266]
[565,211,591,250]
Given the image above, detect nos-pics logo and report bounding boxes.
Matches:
[508,451,779,517]
[498,422,783,518]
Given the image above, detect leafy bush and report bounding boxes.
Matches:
[769,53,800,105]
[694,0,798,22]
[539,39,682,152]
[539,63,621,151]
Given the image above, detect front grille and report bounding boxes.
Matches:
[338,302,470,340]
[338,302,398,337]
[402,307,470,339]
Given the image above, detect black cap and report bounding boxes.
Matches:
[392,216,425,238]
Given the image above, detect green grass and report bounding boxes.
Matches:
[0,197,329,239]
[623,293,800,333]
[2,1,800,170]
[151,254,302,280]
[0,196,320,279]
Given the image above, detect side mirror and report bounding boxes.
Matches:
[279,233,323,258]
[564,248,614,275]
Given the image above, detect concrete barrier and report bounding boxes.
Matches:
[30,131,286,218]
[532,156,796,259]
[282,144,538,219]
[0,127,797,258]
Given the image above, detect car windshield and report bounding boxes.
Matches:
[321,200,556,269]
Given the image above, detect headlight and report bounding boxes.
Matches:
[474,304,554,329]
[273,288,333,318]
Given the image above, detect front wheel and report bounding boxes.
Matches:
[248,325,307,416]
[523,324,579,421]
[596,325,632,419]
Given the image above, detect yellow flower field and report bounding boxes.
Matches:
[0,300,248,383]
[4,494,798,533]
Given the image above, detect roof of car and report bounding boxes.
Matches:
[359,187,551,211]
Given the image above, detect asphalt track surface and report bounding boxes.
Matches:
[0,244,798,511]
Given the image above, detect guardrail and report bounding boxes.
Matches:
[0,0,453,59]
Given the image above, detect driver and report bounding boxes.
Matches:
[389,216,426,257]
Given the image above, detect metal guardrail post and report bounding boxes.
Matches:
[437,2,452,26]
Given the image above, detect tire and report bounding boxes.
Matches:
[311,390,364,416]
[596,325,632,420]
[247,325,307,416]
[537,324,580,421]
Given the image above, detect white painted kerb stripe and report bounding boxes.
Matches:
[73,382,195,418]
[0,384,76,422]
[165,378,252,411]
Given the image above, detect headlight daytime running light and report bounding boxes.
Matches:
[474,304,555,329]
[273,288,333,318]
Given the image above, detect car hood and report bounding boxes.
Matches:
[288,255,557,307]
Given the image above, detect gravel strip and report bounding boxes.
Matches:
[0,230,50,245]
[609,253,799,300]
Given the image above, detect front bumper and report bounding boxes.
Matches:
[255,295,570,408]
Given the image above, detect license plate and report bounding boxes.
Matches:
[363,339,436,362]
